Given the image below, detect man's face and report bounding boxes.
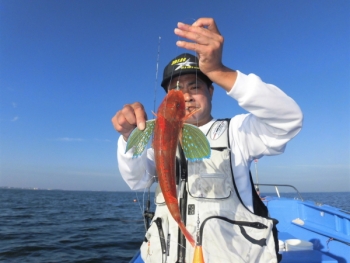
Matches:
[167,74,213,126]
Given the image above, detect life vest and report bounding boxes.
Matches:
[140,119,281,263]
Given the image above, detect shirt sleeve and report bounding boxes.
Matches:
[117,135,156,190]
[228,71,303,160]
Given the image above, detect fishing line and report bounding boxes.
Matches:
[171,18,205,248]
[166,18,197,92]
[175,18,201,127]
[135,36,162,235]
[143,236,188,263]
[141,36,161,234]
[135,191,144,217]
[134,187,152,233]
[152,18,209,257]
[142,187,147,226]
[184,19,203,246]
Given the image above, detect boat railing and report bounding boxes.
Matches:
[254,183,304,201]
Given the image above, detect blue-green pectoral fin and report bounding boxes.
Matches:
[182,123,211,162]
[125,120,155,158]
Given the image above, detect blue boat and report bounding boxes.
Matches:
[130,184,350,263]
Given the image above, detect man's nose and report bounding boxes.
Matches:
[183,92,194,102]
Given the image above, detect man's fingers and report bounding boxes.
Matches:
[112,111,133,133]
[121,104,137,127]
[121,102,147,130]
[175,40,197,52]
[175,25,211,45]
[133,103,147,130]
[111,102,147,141]
[176,19,221,40]
[192,18,220,34]
[175,23,223,53]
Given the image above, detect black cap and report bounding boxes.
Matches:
[161,53,212,92]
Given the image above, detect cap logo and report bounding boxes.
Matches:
[172,58,198,71]
[171,57,188,65]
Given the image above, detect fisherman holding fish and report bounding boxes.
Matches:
[112,17,303,263]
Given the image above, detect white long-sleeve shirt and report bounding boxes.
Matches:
[117,71,303,211]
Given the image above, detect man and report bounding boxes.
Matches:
[112,18,303,263]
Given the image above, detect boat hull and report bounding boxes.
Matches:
[130,195,350,263]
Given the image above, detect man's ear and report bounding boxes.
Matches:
[209,85,214,99]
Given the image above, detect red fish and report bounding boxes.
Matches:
[153,89,196,247]
[126,89,210,249]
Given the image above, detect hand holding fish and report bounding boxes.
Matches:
[111,102,147,141]
[175,17,237,92]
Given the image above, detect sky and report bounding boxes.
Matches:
[0,0,349,193]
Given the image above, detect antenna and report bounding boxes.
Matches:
[153,36,161,113]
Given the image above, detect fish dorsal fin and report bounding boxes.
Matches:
[181,123,211,162]
[125,119,156,157]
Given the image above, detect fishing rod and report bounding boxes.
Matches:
[254,159,260,195]
[142,36,162,232]
[154,36,161,113]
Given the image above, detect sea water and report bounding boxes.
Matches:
[0,188,349,263]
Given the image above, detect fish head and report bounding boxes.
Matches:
[158,89,186,121]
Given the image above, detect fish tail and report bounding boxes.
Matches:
[178,222,195,247]
[192,245,205,263]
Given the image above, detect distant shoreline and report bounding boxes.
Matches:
[0,186,135,192]
[0,186,348,194]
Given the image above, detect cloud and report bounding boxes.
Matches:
[12,102,17,108]
[271,164,350,169]
[55,137,84,142]
[50,138,111,142]
[94,138,111,142]
[66,170,115,177]
[11,116,19,122]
